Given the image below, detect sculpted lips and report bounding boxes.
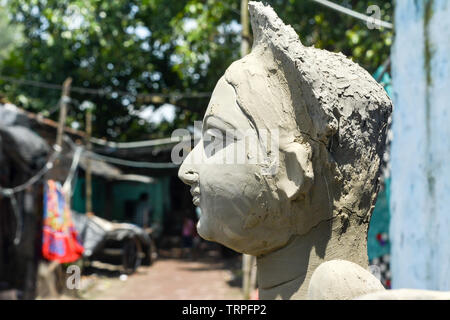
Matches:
[190,184,201,206]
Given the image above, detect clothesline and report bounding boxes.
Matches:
[63,135,179,169]
[0,144,62,197]
[90,135,187,149]
[0,74,212,101]
[84,150,180,169]
[311,0,393,29]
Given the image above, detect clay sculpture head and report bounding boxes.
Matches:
[178,1,392,299]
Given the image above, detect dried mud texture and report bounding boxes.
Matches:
[179,2,393,299]
[248,1,392,227]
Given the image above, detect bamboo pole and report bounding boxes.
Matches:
[240,0,250,58]
[85,108,93,215]
[55,78,72,148]
[240,0,256,300]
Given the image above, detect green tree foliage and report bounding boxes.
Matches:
[0,0,392,140]
[0,3,23,63]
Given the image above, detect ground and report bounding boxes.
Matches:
[60,248,244,300]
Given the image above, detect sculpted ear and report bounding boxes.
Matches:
[277,142,314,200]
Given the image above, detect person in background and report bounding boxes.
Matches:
[134,193,151,228]
[181,215,195,259]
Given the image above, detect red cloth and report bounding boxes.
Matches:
[42,180,84,263]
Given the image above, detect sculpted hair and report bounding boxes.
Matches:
[244,2,393,222]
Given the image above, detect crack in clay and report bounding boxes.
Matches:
[299,130,327,148]
[224,77,260,138]
[322,174,333,214]
[342,206,366,220]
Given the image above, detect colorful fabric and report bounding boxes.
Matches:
[42,180,84,263]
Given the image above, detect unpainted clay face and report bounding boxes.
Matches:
[179,52,314,256]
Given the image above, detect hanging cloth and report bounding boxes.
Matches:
[42,180,84,263]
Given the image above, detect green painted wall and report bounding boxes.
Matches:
[71,175,171,227]
[367,178,391,260]
[72,176,106,216]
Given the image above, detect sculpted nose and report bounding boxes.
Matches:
[178,138,202,185]
[178,160,199,185]
[178,169,199,185]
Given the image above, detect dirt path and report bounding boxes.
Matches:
[81,257,244,300]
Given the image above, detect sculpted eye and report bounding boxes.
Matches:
[203,128,236,158]
[205,128,224,141]
[203,128,224,157]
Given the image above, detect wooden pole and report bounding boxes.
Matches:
[36,78,71,298]
[85,108,93,215]
[240,0,255,300]
[240,0,250,58]
[56,78,72,148]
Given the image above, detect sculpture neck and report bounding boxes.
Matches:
[256,217,369,300]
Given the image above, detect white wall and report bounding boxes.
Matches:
[390,0,450,290]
